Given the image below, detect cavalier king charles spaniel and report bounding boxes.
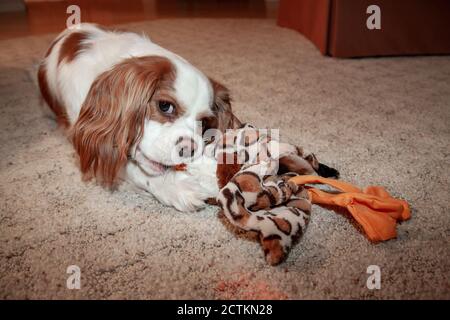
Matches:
[38,23,241,211]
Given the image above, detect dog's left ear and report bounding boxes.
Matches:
[209,78,242,132]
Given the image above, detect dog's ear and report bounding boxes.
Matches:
[209,78,242,132]
[70,56,173,186]
[70,70,145,187]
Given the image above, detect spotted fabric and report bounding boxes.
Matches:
[213,124,338,265]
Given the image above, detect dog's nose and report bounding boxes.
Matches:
[176,136,198,158]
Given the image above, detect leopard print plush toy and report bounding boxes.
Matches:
[209,124,339,265]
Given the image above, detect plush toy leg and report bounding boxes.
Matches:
[278,152,339,178]
[288,176,411,242]
[217,171,312,265]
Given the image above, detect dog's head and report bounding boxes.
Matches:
[71,55,240,186]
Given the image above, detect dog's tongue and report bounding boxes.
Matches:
[173,163,187,171]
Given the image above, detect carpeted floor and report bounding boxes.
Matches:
[0,19,449,299]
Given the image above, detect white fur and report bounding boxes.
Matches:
[42,24,219,211]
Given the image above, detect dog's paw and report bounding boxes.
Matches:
[169,185,211,212]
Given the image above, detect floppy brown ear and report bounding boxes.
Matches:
[70,56,174,186]
[209,78,242,132]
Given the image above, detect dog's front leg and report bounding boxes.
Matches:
[125,156,219,212]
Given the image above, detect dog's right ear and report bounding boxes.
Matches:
[70,56,174,186]
[209,78,242,132]
[70,67,146,187]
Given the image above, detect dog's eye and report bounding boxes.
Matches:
[158,101,175,114]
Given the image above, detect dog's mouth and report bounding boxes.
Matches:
[134,148,171,174]
[131,147,186,175]
[145,158,170,173]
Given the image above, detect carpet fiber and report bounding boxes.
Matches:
[0,19,449,299]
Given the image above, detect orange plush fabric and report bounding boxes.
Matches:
[289,176,411,242]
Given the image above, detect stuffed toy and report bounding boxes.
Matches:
[192,124,411,265]
[212,124,410,265]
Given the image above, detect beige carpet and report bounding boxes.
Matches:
[0,19,449,299]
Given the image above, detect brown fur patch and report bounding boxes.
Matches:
[278,154,316,175]
[45,35,63,57]
[234,173,261,193]
[234,192,251,224]
[58,31,90,65]
[209,78,241,132]
[249,192,271,211]
[286,198,311,213]
[37,64,69,127]
[260,234,286,266]
[270,217,292,235]
[205,197,218,205]
[216,153,242,189]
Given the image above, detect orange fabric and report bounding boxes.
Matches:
[289,176,410,242]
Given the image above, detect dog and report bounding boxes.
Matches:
[38,24,338,212]
[38,23,241,211]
